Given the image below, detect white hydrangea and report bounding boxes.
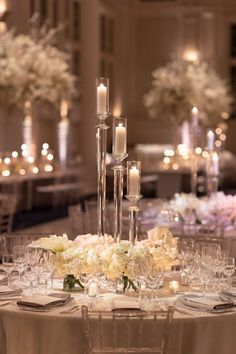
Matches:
[143,59,232,127]
[168,192,236,225]
[0,28,76,107]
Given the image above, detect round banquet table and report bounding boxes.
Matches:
[0,287,236,354]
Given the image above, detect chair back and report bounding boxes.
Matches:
[82,305,174,354]
[0,233,46,257]
[0,194,17,234]
[84,200,113,235]
[177,223,224,238]
[68,203,88,236]
[69,201,114,236]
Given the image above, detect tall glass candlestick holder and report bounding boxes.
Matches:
[190,152,198,195]
[206,151,219,197]
[126,161,142,246]
[96,78,109,237]
[112,117,128,242]
[190,107,201,195]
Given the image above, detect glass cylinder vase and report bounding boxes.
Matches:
[96,78,110,237]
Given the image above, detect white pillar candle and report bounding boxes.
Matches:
[207,130,215,151]
[114,124,127,155]
[191,107,199,126]
[97,83,107,114]
[129,166,140,196]
[212,152,219,175]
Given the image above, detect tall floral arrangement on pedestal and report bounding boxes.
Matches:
[0,21,76,107]
[143,59,232,127]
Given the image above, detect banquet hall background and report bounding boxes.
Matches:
[0,0,236,232]
[2,2,236,354]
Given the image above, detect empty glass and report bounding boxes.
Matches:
[223,257,235,289]
[2,254,14,276]
[13,246,27,278]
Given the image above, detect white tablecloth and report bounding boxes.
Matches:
[0,293,236,354]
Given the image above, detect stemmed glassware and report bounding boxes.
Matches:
[80,272,93,297]
[2,254,14,277]
[222,257,235,289]
[38,251,54,294]
[147,264,164,300]
[13,245,27,285]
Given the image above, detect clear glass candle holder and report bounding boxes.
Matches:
[96,77,109,115]
[127,161,141,199]
[112,117,128,162]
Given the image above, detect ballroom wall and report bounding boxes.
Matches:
[1,0,236,169]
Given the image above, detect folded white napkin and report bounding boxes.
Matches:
[112,299,140,311]
[181,295,234,310]
[221,289,236,299]
[17,293,71,309]
[0,286,22,297]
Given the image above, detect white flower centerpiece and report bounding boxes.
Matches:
[169,192,236,226]
[0,19,76,108]
[143,59,232,127]
[30,227,177,292]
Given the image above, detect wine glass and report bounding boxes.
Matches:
[25,266,37,295]
[80,272,93,297]
[13,245,27,282]
[38,252,54,294]
[147,264,164,300]
[2,254,14,273]
[223,257,235,289]
[2,254,14,283]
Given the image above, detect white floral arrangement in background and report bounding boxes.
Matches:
[143,59,232,127]
[30,228,177,291]
[169,192,236,225]
[0,19,76,107]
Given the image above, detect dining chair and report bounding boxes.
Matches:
[82,305,174,354]
[0,233,46,257]
[68,203,88,236]
[178,222,224,238]
[0,194,17,234]
[69,201,114,237]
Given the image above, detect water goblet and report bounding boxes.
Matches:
[80,272,93,297]
[223,257,235,289]
[38,252,54,294]
[147,265,163,301]
[13,245,27,283]
[25,266,37,295]
[2,254,14,276]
